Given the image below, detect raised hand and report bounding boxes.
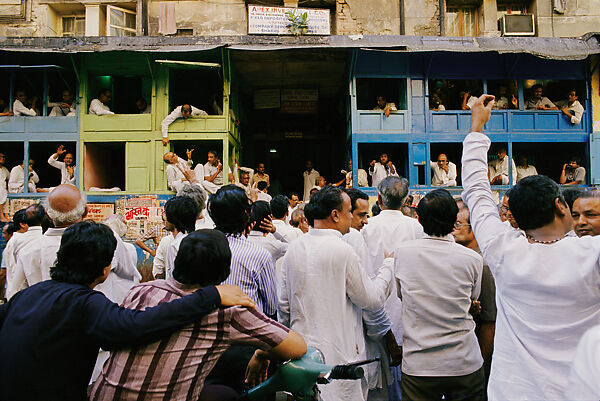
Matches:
[469,94,495,133]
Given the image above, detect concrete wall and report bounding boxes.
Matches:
[533,0,600,38]
[404,0,440,36]
[335,0,400,35]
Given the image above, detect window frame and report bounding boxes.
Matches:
[61,15,86,37]
[445,6,479,37]
[106,5,136,37]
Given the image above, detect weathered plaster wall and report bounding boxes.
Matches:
[335,0,400,35]
[404,0,440,36]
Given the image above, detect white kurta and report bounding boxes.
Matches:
[202,163,231,194]
[0,166,9,205]
[165,157,193,192]
[5,226,43,299]
[160,105,208,138]
[303,169,320,201]
[565,325,600,401]
[273,219,302,243]
[165,231,186,279]
[12,99,36,116]
[362,209,425,341]
[368,163,399,188]
[152,233,176,278]
[462,132,600,401]
[8,165,39,193]
[516,165,538,182]
[48,155,75,185]
[278,228,393,401]
[15,227,66,288]
[247,231,288,263]
[88,99,114,115]
[430,161,457,186]
[343,228,393,392]
[488,156,517,185]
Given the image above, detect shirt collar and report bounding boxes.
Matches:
[378,209,405,217]
[44,227,67,237]
[308,228,343,238]
[423,233,455,242]
[248,231,266,238]
[27,226,43,233]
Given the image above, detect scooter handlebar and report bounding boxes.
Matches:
[328,364,364,380]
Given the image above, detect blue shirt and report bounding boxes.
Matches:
[0,280,220,401]
[223,234,277,317]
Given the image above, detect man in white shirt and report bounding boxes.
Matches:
[462,95,600,401]
[8,160,39,193]
[135,98,151,114]
[88,89,114,116]
[571,190,600,237]
[564,325,600,401]
[48,145,75,186]
[395,189,484,400]
[163,151,193,192]
[256,181,271,202]
[247,201,288,264]
[525,84,558,110]
[516,155,537,182]
[4,204,44,299]
[369,153,399,188]
[560,157,586,185]
[0,152,10,222]
[49,89,76,117]
[488,147,517,185]
[162,196,199,280]
[176,183,214,230]
[13,90,38,116]
[279,185,393,401]
[13,185,86,293]
[270,195,302,243]
[160,104,208,146]
[557,90,585,125]
[286,192,300,224]
[302,160,320,201]
[361,175,424,400]
[372,95,397,118]
[202,150,234,194]
[344,188,401,401]
[430,153,457,186]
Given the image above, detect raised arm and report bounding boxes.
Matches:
[346,252,392,311]
[161,108,181,140]
[461,95,513,266]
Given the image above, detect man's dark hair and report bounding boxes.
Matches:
[304,186,345,225]
[497,146,507,154]
[371,202,381,216]
[12,209,27,228]
[288,192,299,200]
[208,185,251,236]
[531,84,543,91]
[345,188,369,212]
[240,171,250,178]
[25,204,45,226]
[560,187,581,210]
[250,201,271,234]
[509,175,564,230]
[378,176,409,210]
[270,195,289,219]
[208,150,219,159]
[4,221,19,236]
[51,221,117,286]
[99,89,110,97]
[570,156,582,166]
[257,181,268,191]
[504,188,513,199]
[164,196,197,234]
[173,230,231,286]
[417,189,458,237]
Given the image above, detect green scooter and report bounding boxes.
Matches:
[239,347,377,401]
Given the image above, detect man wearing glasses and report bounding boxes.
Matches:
[430,153,457,187]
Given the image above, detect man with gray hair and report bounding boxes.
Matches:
[12,184,88,291]
[177,183,214,230]
[361,176,424,399]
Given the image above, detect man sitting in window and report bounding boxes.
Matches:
[430,153,457,187]
[49,89,76,116]
[89,89,115,115]
[373,95,397,118]
[525,84,558,110]
[13,90,38,116]
[555,90,584,125]
[560,157,586,186]
[161,104,208,146]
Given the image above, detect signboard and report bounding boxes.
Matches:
[85,203,115,222]
[248,5,330,35]
[281,89,319,114]
[9,198,38,216]
[254,89,281,109]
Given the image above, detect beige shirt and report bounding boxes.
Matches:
[395,234,483,376]
[5,227,43,299]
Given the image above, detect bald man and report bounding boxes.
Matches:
[163,151,195,192]
[13,185,88,292]
[572,191,600,237]
[430,154,457,187]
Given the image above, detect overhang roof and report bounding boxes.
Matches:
[0,33,598,60]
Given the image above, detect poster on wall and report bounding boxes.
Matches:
[248,5,330,35]
[85,203,115,222]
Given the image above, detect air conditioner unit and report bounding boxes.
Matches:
[499,14,536,36]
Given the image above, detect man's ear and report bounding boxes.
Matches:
[555,198,569,217]
[330,208,340,223]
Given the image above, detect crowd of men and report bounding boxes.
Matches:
[0,95,599,401]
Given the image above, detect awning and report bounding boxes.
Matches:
[0,34,598,61]
[154,59,221,69]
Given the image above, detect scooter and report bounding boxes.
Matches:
[239,347,377,401]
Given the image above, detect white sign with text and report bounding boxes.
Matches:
[248,5,330,35]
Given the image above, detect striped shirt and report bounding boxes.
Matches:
[89,278,289,401]
[223,234,278,316]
